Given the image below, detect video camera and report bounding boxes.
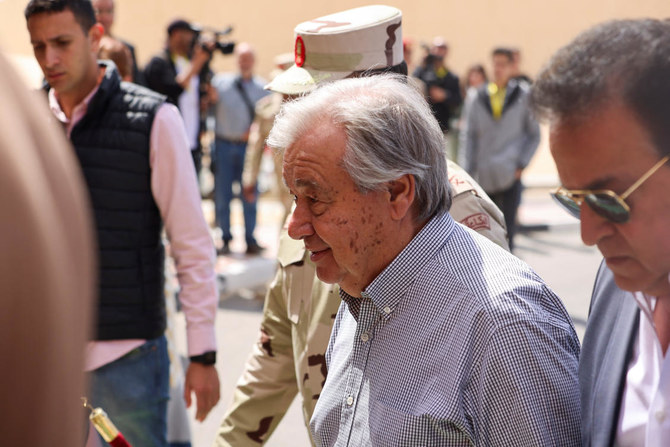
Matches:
[192,25,235,56]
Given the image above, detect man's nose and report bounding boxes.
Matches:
[580,202,616,247]
[287,202,314,241]
[44,46,60,68]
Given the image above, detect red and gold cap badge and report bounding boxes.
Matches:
[294,36,306,67]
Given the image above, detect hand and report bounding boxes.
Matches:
[184,362,220,422]
[428,85,448,103]
[200,85,218,112]
[242,184,257,202]
[176,45,212,89]
[191,43,212,70]
[206,84,218,104]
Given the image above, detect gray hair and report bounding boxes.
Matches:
[267,74,451,221]
[530,19,670,156]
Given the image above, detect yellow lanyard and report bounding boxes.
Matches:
[488,82,506,120]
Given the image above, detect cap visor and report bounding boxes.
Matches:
[265,64,350,95]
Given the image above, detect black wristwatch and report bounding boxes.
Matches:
[190,351,216,365]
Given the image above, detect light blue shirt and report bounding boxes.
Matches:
[211,73,268,140]
[310,212,581,446]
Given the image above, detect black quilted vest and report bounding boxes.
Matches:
[69,64,167,340]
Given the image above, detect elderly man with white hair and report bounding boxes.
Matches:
[270,74,581,446]
[215,6,516,446]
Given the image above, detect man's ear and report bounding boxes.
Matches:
[387,174,415,220]
[89,23,104,53]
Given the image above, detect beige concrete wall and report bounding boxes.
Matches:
[5,0,670,81]
[2,0,669,183]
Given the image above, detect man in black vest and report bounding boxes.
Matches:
[25,1,220,445]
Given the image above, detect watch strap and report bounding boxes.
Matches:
[189,351,216,365]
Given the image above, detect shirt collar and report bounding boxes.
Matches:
[340,212,455,320]
[48,65,105,136]
[632,272,670,329]
[633,291,657,326]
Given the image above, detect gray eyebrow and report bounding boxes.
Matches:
[294,178,324,192]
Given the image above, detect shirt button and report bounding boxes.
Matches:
[383,306,392,315]
[656,410,666,422]
[360,333,369,342]
[346,395,354,406]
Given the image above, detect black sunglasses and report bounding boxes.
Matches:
[551,155,669,223]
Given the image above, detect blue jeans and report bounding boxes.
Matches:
[88,336,170,447]
[214,138,258,244]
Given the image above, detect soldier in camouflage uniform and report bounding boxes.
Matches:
[241,91,292,226]
[241,54,295,227]
[214,6,508,446]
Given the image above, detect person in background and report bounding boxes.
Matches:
[214,7,515,447]
[459,47,541,251]
[0,49,95,447]
[98,35,133,81]
[402,36,426,94]
[457,63,488,157]
[144,18,214,177]
[530,19,670,447]
[211,42,269,255]
[463,63,488,97]
[24,1,220,445]
[413,36,462,161]
[402,37,415,70]
[92,0,142,83]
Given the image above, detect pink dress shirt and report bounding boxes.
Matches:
[48,79,218,372]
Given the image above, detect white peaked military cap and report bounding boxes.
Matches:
[265,5,403,95]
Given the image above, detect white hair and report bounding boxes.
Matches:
[267,73,451,221]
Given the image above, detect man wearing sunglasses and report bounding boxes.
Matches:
[531,19,670,447]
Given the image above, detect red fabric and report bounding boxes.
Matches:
[109,434,131,447]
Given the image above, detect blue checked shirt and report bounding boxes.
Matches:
[310,212,581,446]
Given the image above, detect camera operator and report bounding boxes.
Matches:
[144,18,215,176]
[413,37,462,160]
